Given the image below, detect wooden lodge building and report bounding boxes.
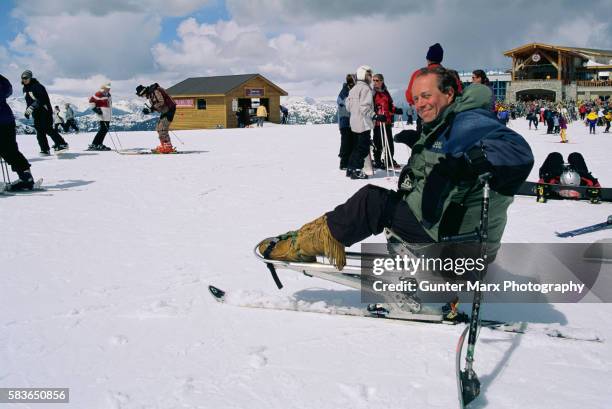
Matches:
[166,73,288,129]
[503,43,612,102]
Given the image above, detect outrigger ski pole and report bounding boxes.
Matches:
[456,172,492,408]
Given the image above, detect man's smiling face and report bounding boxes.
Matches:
[413,73,454,123]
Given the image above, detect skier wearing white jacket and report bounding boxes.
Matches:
[345,65,386,179]
[87,83,112,151]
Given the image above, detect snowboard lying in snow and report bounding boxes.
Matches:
[516,181,612,202]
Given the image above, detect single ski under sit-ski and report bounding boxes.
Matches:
[0,178,44,194]
[207,285,602,342]
[556,215,612,237]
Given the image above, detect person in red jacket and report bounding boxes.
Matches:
[372,73,400,169]
[404,43,462,105]
[404,43,462,137]
[87,83,112,151]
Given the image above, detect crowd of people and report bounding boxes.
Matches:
[0,70,180,190]
[498,98,611,142]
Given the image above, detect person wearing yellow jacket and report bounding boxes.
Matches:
[586,109,598,134]
[256,104,268,127]
[604,110,611,133]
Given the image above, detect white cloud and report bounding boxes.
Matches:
[12,0,213,17]
[4,12,161,83]
[3,0,612,100]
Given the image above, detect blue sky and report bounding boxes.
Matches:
[0,1,22,42]
[1,0,611,99]
[157,1,230,45]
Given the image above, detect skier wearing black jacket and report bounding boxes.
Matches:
[0,74,35,190]
[21,70,68,155]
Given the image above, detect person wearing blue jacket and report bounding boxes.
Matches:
[337,74,356,170]
[0,74,35,190]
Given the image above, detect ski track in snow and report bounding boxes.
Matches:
[1,121,612,408]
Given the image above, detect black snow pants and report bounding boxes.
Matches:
[325,185,434,247]
[92,121,110,145]
[0,122,31,173]
[347,130,371,171]
[338,127,356,168]
[33,113,66,151]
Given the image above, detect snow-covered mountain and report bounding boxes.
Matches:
[7,94,157,133]
[282,96,338,125]
[8,94,341,133]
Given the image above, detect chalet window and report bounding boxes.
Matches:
[197,99,207,110]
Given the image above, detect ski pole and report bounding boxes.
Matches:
[381,123,391,177]
[112,128,124,150]
[107,130,120,152]
[457,172,491,408]
[381,123,396,177]
[385,123,396,177]
[107,97,123,151]
[1,157,10,183]
[170,130,184,146]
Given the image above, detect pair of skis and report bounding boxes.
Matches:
[116,148,194,155]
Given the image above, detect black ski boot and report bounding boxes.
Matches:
[568,152,599,186]
[373,160,385,170]
[53,143,69,152]
[9,170,35,191]
[539,152,564,183]
[350,169,368,180]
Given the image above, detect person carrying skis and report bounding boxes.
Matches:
[257,66,533,271]
[136,83,177,154]
[0,74,36,190]
[87,83,112,151]
[63,103,79,133]
[21,70,69,155]
[372,73,401,170]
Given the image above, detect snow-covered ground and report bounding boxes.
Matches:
[1,119,611,408]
